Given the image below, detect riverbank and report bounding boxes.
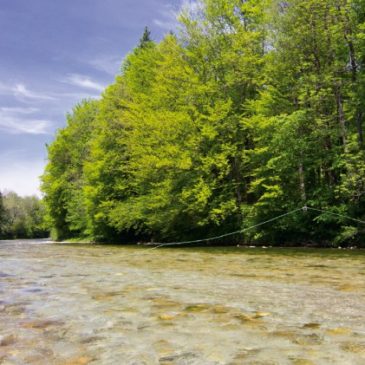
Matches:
[57,237,365,252]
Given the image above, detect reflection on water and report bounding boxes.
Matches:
[0,239,364,364]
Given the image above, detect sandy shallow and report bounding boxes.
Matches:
[0,240,364,364]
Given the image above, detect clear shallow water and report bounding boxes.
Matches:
[0,240,364,365]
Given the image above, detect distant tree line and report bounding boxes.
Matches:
[42,0,365,246]
[0,191,49,239]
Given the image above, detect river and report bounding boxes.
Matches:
[0,240,364,364]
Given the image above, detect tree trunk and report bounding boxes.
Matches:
[356,111,364,147]
[298,162,307,202]
[335,83,347,150]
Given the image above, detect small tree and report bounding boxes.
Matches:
[0,192,6,238]
[139,26,152,48]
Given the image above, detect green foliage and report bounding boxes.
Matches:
[41,99,99,240]
[139,26,152,48]
[0,192,6,237]
[42,0,365,246]
[0,192,49,239]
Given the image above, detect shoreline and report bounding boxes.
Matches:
[55,239,365,251]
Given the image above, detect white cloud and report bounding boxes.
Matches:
[0,79,100,112]
[0,82,56,101]
[64,74,105,92]
[0,108,52,135]
[0,159,45,197]
[13,83,56,101]
[0,79,100,104]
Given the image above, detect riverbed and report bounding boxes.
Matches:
[0,240,364,364]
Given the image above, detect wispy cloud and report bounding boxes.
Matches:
[0,107,52,135]
[0,106,39,114]
[153,1,201,31]
[64,74,105,92]
[0,79,101,104]
[0,82,56,101]
[89,55,121,76]
[154,18,179,31]
[153,4,179,31]
[13,83,56,100]
[55,91,100,100]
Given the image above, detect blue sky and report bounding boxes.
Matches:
[0,0,190,196]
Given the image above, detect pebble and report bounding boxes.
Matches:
[22,319,64,329]
[64,356,92,365]
[0,335,16,346]
[158,314,175,321]
[326,327,352,336]
[302,323,321,329]
[254,312,271,318]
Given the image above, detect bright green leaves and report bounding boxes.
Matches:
[246,0,365,245]
[41,99,99,240]
[42,1,365,246]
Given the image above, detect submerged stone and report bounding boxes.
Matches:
[293,333,323,346]
[302,323,321,329]
[184,304,210,312]
[151,297,182,310]
[292,359,316,365]
[254,312,271,318]
[153,339,175,356]
[211,305,231,314]
[22,319,64,329]
[326,327,352,336]
[0,335,16,346]
[159,351,198,362]
[341,342,365,354]
[91,291,122,301]
[158,314,176,321]
[234,313,255,322]
[63,356,92,365]
[4,303,26,315]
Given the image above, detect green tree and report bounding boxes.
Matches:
[0,192,6,238]
[139,26,152,48]
[41,99,99,240]
[0,192,49,239]
[246,0,365,244]
[41,0,365,246]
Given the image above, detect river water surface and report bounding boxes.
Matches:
[0,240,364,365]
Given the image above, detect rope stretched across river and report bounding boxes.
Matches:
[148,205,365,250]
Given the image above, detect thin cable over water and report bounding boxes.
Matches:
[151,207,304,249]
[149,205,365,249]
[305,206,365,225]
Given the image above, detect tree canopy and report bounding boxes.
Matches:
[41,0,365,246]
[0,191,49,239]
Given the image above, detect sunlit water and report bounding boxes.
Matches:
[0,240,364,365]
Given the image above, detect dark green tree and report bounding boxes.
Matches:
[0,192,6,238]
[139,26,152,48]
[0,192,49,239]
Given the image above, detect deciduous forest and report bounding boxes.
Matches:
[0,191,48,239]
[41,0,365,246]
